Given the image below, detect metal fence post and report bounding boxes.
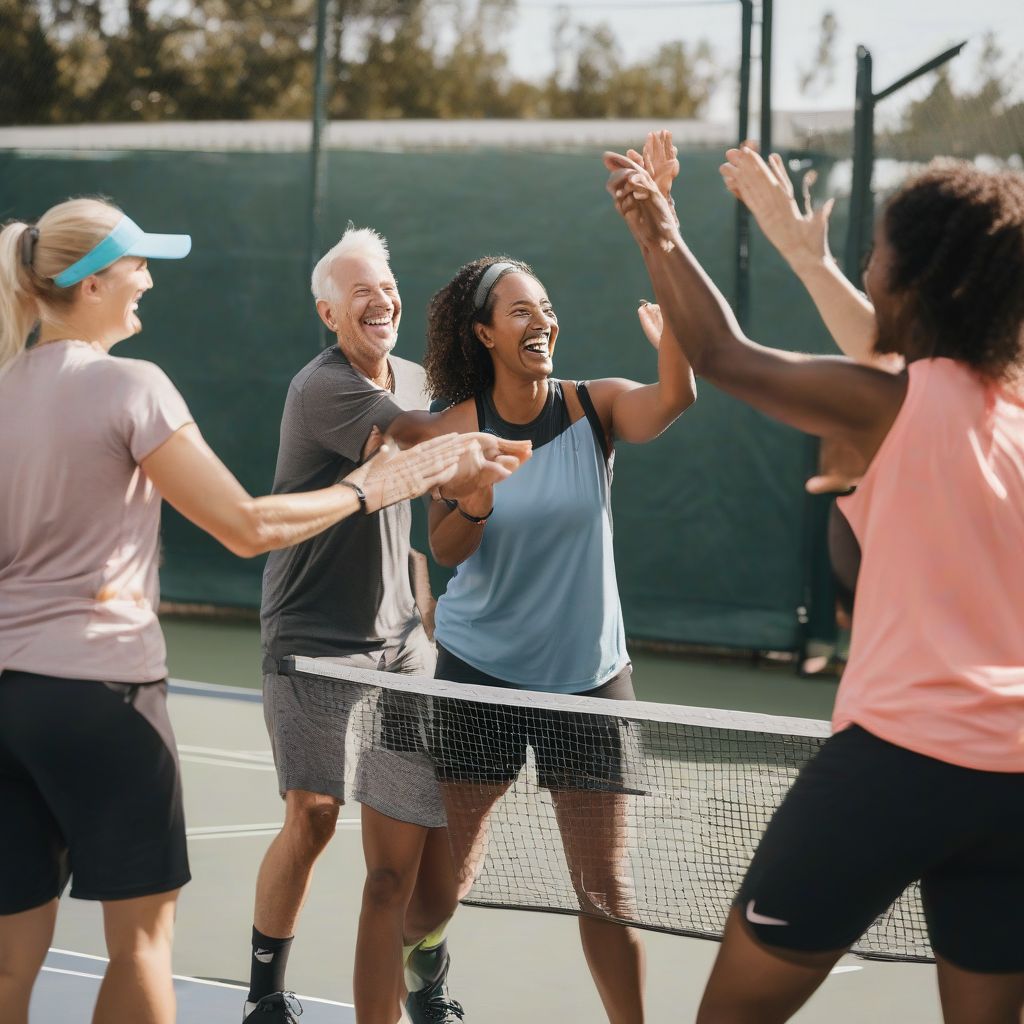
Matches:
[734,0,754,330]
[309,0,332,347]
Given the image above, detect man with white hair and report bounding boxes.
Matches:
[244,227,484,1024]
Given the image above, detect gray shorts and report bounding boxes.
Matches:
[263,626,447,829]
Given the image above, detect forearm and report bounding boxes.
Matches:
[789,256,886,366]
[608,343,695,445]
[641,239,904,441]
[409,548,436,638]
[643,230,747,377]
[645,254,697,411]
[232,486,362,556]
[428,491,491,567]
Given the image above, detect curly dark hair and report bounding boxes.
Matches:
[878,159,1024,380]
[424,255,540,405]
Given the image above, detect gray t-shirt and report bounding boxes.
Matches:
[260,346,429,672]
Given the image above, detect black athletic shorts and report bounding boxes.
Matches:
[0,671,190,914]
[430,644,636,792]
[737,724,1024,972]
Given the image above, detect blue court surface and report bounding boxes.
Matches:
[31,679,943,1022]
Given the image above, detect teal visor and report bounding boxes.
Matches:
[53,215,191,288]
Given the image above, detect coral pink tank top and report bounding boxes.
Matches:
[835,358,1024,772]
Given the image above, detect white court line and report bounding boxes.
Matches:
[178,745,274,764]
[180,754,277,771]
[42,967,105,981]
[178,744,276,772]
[46,949,353,1006]
[830,965,863,974]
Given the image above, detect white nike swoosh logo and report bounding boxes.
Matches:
[745,899,789,927]
[254,950,275,963]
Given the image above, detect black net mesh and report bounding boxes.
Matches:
[287,656,932,962]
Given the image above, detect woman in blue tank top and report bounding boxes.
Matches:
[419,134,696,1024]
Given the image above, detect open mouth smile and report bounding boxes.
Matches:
[522,332,551,357]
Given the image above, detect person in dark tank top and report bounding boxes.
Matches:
[388,131,698,1024]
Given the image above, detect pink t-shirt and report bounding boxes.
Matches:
[0,340,193,683]
[835,358,1024,772]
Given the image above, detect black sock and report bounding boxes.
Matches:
[407,937,449,990]
[248,926,294,1003]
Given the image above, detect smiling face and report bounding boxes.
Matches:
[474,272,558,382]
[317,254,401,373]
[90,256,153,344]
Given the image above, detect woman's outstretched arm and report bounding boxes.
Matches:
[603,151,906,464]
[143,425,484,557]
[720,145,900,371]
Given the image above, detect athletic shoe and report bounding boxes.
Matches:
[242,991,303,1022]
[405,955,465,1023]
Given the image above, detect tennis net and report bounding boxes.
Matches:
[283,655,931,963]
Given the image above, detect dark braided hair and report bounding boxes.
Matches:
[877,159,1024,381]
[424,255,540,405]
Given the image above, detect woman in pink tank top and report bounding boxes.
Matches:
[605,151,1024,1021]
[0,198,517,1024]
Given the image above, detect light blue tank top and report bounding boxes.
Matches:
[434,381,628,693]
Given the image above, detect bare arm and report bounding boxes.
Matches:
[720,146,900,371]
[587,299,696,445]
[604,152,907,463]
[587,132,697,444]
[142,424,471,558]
[409,547,436,639]
[427,486,493,567]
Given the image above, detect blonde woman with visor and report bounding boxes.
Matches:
[0,197,522,1024]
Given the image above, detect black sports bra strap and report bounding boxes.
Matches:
[575,381,610,462]
[474,391,487,432]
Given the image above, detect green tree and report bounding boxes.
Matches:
[885,35,1024,159]
[0,0,60,124]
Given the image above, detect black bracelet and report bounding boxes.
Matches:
[337,480,369,514]
[440,495,492,525]
[457,504,493,524]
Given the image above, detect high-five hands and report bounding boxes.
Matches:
[626,130,679,202]
[444,433,532,500]
[603,151,678,254]
[348,431,531,513]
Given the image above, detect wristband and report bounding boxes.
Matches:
[338,480,369,514]
[440,495,492,525]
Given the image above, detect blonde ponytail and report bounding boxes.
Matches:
[0,198,122,375]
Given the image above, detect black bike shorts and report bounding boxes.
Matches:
[737,724,1024,973]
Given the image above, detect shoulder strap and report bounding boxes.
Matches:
[575,381,610,462]
[473,391,487,432]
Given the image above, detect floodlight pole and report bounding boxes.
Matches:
[843,39,968,279]
[309,0,332,347]
[759,0,772,153]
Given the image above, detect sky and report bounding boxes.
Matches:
[500,0,1023,122]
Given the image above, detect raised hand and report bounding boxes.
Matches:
[604,151,678,254]
[720,145,835,272]
[637,301,663,349]
[641,129,679,200]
